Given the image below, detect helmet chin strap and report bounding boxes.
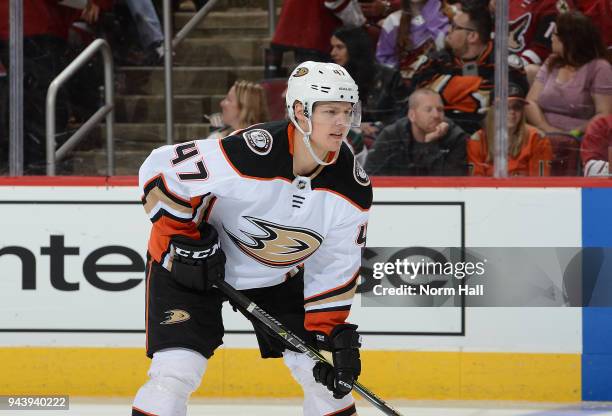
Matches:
[291,116,339,167]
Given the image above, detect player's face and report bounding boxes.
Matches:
[507,99,525,133]
[220,86,240,129]
[330,36,349,67]
[310,102,353,153]
[409,94,445,134]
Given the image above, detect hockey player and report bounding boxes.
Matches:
[132,61,371,416]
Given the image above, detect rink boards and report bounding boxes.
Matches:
[0,177,611,401]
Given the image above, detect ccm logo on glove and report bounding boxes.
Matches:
[174,243,220,260]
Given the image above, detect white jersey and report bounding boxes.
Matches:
[139,120,372,334]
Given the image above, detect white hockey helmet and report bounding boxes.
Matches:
[285,61,361,165]
[286,61,360,127]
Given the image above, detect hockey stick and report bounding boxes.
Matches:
[214,279,404,416]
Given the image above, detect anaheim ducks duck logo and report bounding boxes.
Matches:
[293,67,309,77]
[224,217,323,268]
[160,309,191,325]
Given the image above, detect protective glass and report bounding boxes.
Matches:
[312,101,362,128]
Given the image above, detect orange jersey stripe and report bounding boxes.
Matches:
[304,309,350,335]
[148,216,199,263]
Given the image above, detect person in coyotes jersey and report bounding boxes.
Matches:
[505,0,574,68]
[132,61,371,416]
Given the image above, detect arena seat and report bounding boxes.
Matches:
[543,133,582,176]
[260,78,288,122]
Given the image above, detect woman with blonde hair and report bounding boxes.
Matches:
[206,80,270,140]
[468,85,552,176]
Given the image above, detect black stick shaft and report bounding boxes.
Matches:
[215,279,403,416]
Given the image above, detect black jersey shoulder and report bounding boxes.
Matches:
[220,120,293,180]
[313,143,373,211]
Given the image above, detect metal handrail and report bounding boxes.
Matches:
[493,0,509,178]
[46,38,115,176]
[8,0,23,176]
[268,0,276,37]
[161,0,276,144]
[162,0,220,144]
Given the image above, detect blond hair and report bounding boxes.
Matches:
[232,80,270,129]
[483,106,528,163]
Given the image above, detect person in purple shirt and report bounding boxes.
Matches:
[525,11,612,135]
[375,0,449,80]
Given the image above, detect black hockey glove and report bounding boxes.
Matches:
[170,225,225,292]
[312,323,362,399]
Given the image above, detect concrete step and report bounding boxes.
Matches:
[76,122,212,156]
[114,94,224,123]
[178,0,282,11]
[71,120,219,174]
[116,66,263,95]
[72,149,152,176]
[174,10,270,37]
[104,122,211,144]
[172,37,270,66]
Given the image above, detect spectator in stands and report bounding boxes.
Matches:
[0,0,111,174]
[205,80,269,140]
[525,11,612,136]
[360,0,401,22]
[490,0,575,85]
[408,3,529,135]
[467,84,552,176]
[359,0,401,43]
[376,0,449,82]
[331,26,409,138]
[265,0,366,78]
[124,0,164,65]
[364,88,468,175]
[581,115,612,176]
[577,0,612,50]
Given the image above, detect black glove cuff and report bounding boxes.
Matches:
[329,323,362,349]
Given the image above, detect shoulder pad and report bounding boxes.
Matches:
[314,144,372,211]
[220,121,292,179]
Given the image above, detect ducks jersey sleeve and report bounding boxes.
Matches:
[303,209,369,335]
[139,139,232,267]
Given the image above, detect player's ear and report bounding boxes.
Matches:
[294,102,306,122]
[408,108,416,123]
